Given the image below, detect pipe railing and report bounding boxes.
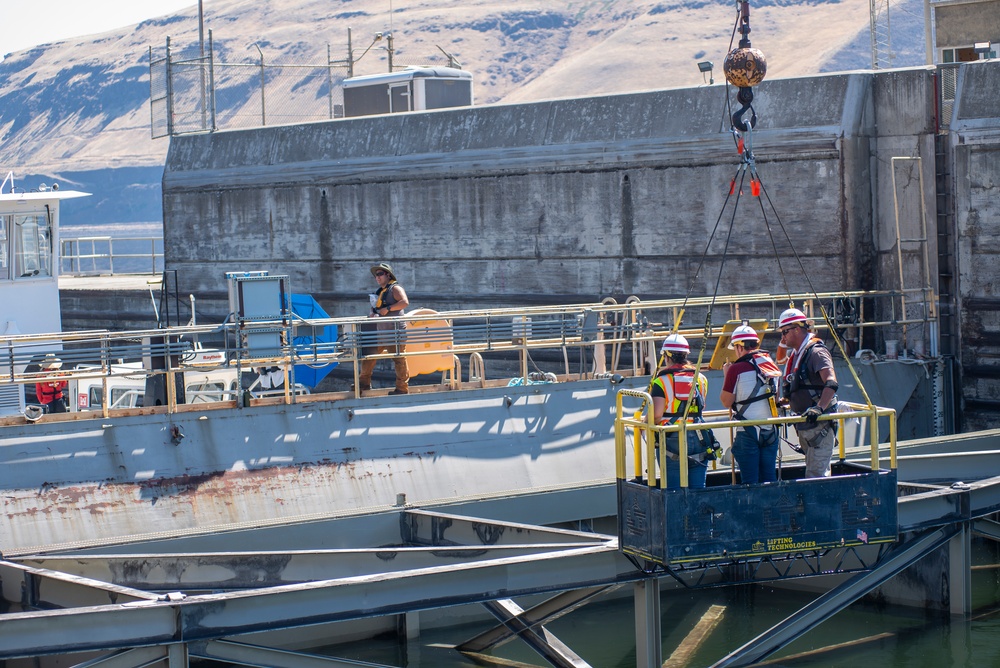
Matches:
[60,236,164,276]
[614,389,898,488]
[0,289,937,419]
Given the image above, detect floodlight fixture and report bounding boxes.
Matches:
[698,60,714,85]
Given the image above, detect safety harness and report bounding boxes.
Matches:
[652,367,705,423]
[731,351,781,420]
[784,338,830,402]
[652,367,716,463]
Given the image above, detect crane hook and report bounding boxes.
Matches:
[732,86,757,132]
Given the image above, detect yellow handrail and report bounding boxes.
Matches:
[615,393,897,487]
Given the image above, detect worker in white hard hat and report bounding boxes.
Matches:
[35,354,68,414]
[777,308,839,478]
[720,325,782,483]
[648,333,715,489]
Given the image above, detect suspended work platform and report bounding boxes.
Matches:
[614,389,900,572]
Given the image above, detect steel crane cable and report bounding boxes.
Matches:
[754,176,876,407]
[658,160,749,427]
[646,158,749,388]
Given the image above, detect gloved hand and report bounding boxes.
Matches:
[803,405,823,425]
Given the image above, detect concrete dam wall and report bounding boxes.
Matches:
[156,62,1000,429]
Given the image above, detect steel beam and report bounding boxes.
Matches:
[633,578,661,668]
[192,639,385,667]
[167,643,187,668]
[898,474,1000,531]
[973,517,1000,542]
[0,542,638,659]
[714,525,959,667]
[457,585,616,652]
[71,646,170,668]
[896,450,1000,483]
[0,560,156,609]
[401,509,608,546]
[949,522,972,616]
[475,598,591,668]
[21,542,609,591]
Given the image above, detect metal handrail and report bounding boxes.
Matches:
[614,390,898,488]
[0,289,936,420]
[60,236,163,276]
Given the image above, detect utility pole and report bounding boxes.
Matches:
[198,0,206,129]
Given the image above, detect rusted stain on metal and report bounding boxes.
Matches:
[0,383,626,554]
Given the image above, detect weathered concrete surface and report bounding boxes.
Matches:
[949,61,1000,429]
[162,69,935,320]
[155,63,1000,429]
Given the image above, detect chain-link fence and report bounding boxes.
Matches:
[151,31,426,138]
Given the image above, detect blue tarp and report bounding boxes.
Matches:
[290,294,337,388]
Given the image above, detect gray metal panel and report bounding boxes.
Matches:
[0,542,638,659]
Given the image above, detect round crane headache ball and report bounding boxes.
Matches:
[724,47,767,88]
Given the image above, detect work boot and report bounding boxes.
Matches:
[351,382,371,392]
[389,387,409,395]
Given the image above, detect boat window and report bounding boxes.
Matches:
[13,213,52,279]
[187,381,227,404]
[110,387,140,409]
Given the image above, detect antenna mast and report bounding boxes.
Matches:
[870,0,892,69]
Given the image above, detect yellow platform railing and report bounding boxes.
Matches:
[615,389,897,488]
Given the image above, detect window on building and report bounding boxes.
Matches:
[942,45,998,62]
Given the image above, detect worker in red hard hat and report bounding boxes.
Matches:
[777,308,839,478]
[720,325,782,483]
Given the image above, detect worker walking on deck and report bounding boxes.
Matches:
[36,355,68,414]
[778,308,839,477]
[359,262,410,395]
[650,334,713,489]
[720,325,782,483]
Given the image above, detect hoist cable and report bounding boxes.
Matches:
[756,178,876,408]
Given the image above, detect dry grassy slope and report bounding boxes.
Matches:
[0,0,889,176]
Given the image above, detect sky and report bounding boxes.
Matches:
[1,1,196,59]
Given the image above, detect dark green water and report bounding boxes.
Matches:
[322,566,1000,667]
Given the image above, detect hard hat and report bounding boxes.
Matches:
[728,324,759,348]
[778,308,808,330]
[41,354,63,370]
[661,333,690,354]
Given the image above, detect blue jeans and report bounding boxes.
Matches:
[660,431,708,489]
[732,426,779,484]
